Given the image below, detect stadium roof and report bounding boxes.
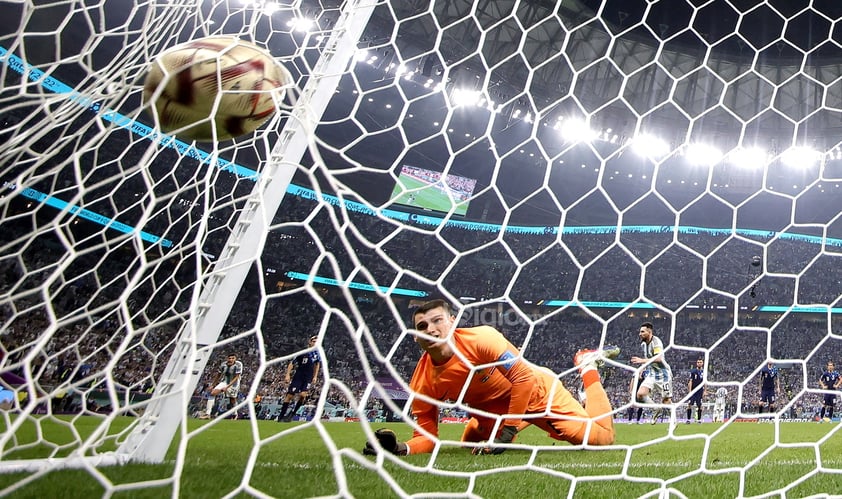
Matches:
[321,0,842,225]
[3,0,842,228]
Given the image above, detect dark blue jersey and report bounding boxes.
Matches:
[820,370,840,390]
[290,351,320,384]
[689,368,704,390]
[760,365,779,391]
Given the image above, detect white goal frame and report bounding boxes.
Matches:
[3,1,842,497]
[0,0,376,473]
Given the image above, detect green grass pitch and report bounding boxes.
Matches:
[390,176,468,215]
[1,417,841,498]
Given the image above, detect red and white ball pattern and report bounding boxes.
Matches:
[143,36,289,141]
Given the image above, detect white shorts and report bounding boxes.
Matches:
[213,382,239,398]
[641,376,673,400]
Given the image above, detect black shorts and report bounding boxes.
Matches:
[823,393,837,406]
[689,393,703,406]
[287,379,309,395]
[760,389,775,404]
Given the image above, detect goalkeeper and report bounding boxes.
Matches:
[363,299,619,456]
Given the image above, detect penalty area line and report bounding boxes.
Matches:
[164,456,842,472]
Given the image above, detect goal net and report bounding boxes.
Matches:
[1,0,842,496]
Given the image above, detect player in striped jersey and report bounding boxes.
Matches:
[630,322,673,424]
[203,353,243,419]
[627,368,647,424]
[713,386,728,422]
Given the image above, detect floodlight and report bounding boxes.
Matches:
[631,134,669,159]
[728,147,767,169]
[780,146,819,168]
[451,88,482,107]
[686,143,723,166]
[560,118,597,143]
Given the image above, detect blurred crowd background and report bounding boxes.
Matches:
[2,192,841,422]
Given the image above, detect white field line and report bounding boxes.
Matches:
[166,457,842,472]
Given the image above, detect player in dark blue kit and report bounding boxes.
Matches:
[686,358,705,423]
[819,361,841,422]
[758,361,781,414]
[278,336,320,422]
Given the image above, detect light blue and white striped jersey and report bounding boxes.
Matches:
[641,335,671,382]
[218,360,243,386]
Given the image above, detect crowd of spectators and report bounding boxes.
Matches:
[2,190,842,423]
[181,292,839,422]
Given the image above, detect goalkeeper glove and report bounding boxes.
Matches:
[473,425,518,455]
[363,428,408,456]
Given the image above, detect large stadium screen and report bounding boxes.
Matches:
[389,165,477,216]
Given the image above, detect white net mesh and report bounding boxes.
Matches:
[2,0,842,496]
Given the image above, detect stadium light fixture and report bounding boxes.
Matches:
[560,118,597,143]
[781,146,820,168]
[451,88,482,107]
[631,134,669,159]
[262,2,280,15]
[728,147,767,169]
[286,17,313,32]
[685,143,723,166]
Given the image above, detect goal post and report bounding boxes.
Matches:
[0,0,378,473]
[2,0,842,497]
[114,0,378,464]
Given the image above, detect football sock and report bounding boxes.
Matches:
[205,398,214,414]
[581,369,599,389]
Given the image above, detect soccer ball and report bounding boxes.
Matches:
[142,36,289,141]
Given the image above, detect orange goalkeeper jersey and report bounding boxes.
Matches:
[405,325,582,454]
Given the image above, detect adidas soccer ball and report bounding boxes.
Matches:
[142,36,289,141]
